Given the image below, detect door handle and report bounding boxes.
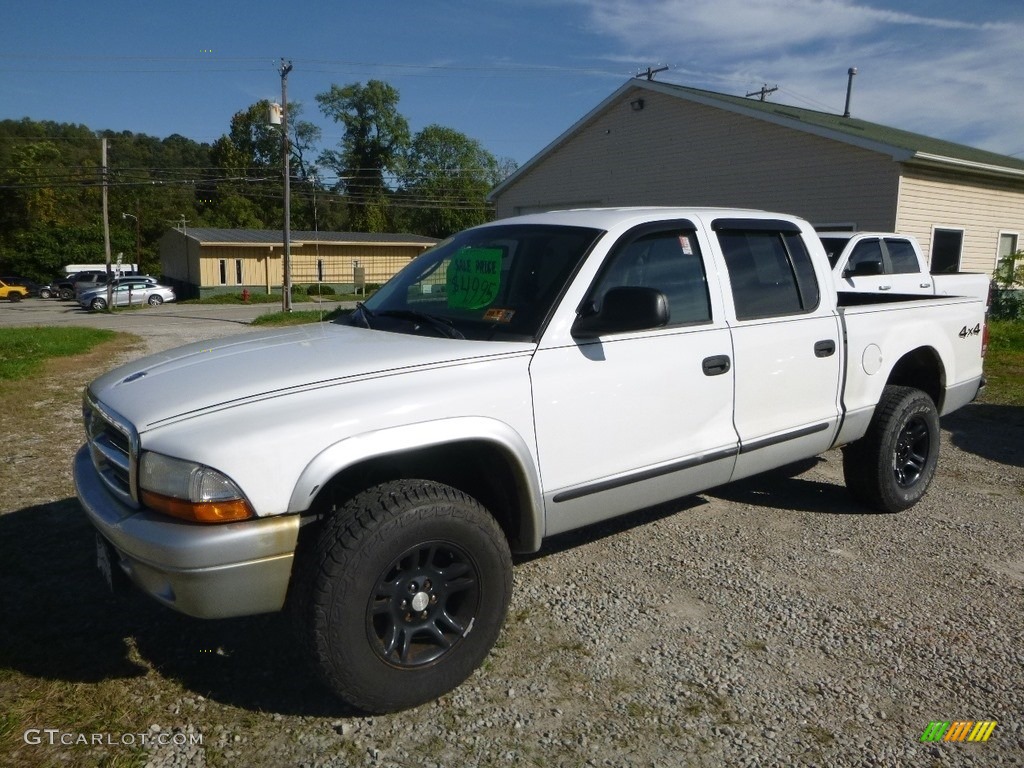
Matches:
[702,355,731,376]
[814,340,836,358]
[878,285,892,291]
[920,283,932,289]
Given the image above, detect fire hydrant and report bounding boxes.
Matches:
[241,288,250,303]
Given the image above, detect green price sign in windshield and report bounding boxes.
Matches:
[447,247,502,310]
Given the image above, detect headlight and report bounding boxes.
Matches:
[139,452,254,523]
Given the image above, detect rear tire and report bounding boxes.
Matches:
[842,385,939,512]
[8,292,22,302]
[40,288,52,299]
[292,479,513,713]
[147,295,163,306]
[59,288,74,300]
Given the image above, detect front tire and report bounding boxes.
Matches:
[842,385,940,512]
[8,292,22,302]
[293,480,513,713]
[40,288,52,299]
[90,297,107,311]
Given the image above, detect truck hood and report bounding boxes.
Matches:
[88,324,534,430]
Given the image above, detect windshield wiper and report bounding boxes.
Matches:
[376,309,466,340]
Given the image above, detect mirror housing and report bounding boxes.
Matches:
[572,286,670,338]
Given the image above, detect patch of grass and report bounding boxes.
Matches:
[982,320,1024,406]
[179,292,282,305]
[249,308,352,326]
[0,327,118,380]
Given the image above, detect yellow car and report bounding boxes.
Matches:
[0,280,28,302]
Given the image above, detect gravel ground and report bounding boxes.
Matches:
[3,299,1022,767]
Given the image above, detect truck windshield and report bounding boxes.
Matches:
[337,223,602,341]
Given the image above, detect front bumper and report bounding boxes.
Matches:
[74,445,299,619]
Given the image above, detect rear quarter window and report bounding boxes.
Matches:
[716,225,820,321]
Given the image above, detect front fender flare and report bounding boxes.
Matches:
[287,416,546,552]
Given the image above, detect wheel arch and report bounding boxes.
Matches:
[289,418,545,554]
[884,346,946,411]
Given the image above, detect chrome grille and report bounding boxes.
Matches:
[83,394,140,508]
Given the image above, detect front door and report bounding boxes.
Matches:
[530,223,739,536]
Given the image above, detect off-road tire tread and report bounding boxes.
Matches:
[842,385,939,513]
[291,479,512,713]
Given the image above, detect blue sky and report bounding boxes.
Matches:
[2,0,1022,175]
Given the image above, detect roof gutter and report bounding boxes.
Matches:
[907,152,1024,181]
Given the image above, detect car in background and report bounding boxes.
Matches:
[43,270,107,300]
[0,279,30,302]
[79,279,175,310]
[75,274,158,300]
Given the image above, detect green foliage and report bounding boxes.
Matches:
[397,124,506,237]
[306,283,336,296]
[1,88,511,281]
[316,80,410,232]
[250,307,351,326]
[983,320,1024,405]
[990,288,1024,321]
[994,249,1024,288]
[0,327,116,380]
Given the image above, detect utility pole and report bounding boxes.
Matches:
[746,83,779,101]
[280,58,293,312]
[635,65,668,81]
[101,138,113,308]
[843,67,858,118]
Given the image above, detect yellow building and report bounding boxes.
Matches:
[159,228,439,299]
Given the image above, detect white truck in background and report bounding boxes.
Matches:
[819,232,991,301]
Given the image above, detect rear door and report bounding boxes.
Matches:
[710,218,843,480]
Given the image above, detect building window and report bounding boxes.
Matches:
[996,232,1019,286]
[930,228,964,274]
[235,259,243,284]
[317,259,325,282]
[218,259,227,285]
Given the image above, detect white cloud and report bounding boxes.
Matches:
[576,0,1024,155]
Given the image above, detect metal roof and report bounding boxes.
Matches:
[177,228,439,246]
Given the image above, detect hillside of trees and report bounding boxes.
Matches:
[0,80,515,282]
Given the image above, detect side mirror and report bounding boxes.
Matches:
[572,286,669,338]
[845,259,883,277]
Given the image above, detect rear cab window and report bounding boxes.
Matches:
[884,238,921,274]
[713,219,821,321]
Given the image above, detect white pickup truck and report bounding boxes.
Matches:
[76,208,987,713]
[819,231,991,300]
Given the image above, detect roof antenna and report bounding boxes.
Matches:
[843,67,858,118]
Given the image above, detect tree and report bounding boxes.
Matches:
[398,125,506,238]
[316,81,410,232]
[210,100,321,228]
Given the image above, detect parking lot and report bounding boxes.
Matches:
[0,296,351,353]
[2,296,1022,767]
